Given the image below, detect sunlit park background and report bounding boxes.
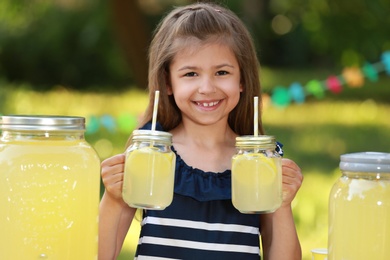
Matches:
[1,0,390,259]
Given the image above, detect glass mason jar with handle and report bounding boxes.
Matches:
[232,135,282,213]
[123,129,176,210]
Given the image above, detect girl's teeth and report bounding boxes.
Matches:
[198,101,219,107]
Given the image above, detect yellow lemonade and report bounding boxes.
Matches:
[123,147,176,209]
[328,177,390,260]
[232,153,282,213]
[0,140,100,260]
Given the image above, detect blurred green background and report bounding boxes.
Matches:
[1,0,390,259]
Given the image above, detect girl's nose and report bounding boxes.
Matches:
[198,77,216,94]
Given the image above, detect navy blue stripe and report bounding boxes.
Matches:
[140,223,260,247]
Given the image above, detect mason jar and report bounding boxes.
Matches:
[231,135,282,213]
[0,115,101,260]
[123,129,176,210]
[328,152,390,260]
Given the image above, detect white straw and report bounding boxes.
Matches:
[151,90,160,131]
[254,96,258,136]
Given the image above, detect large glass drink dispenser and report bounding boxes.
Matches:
[328,152,390,260]
[0,115,101,259]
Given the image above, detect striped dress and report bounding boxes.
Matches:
[134,147,262,259]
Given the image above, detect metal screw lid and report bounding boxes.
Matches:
[0,115,85,131]
[340,152,390,173]
[235,135,276,149]
[131,129,172,144]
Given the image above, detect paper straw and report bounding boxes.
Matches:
[151,90,160,131]
[254,96,258,136]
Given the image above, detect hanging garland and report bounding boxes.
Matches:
[269,51,390,107]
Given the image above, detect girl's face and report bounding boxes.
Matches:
[169,43,242,127]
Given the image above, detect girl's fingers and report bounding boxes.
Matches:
[101,153,125,168]
[101,153,126,199]
[101,163,125,179]
[281,159,303,181]
[281,158,303,205]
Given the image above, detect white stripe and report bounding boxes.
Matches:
[135,256,180,260]
[139,236,260,254]
[142,216,259,235]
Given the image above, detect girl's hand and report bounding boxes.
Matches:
[99,153,136,260]
[101,153,126,202]
[281,158,303,207]
[260,158,303,259]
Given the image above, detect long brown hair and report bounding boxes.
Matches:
[138,2,264,136]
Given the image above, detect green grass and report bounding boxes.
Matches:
[1,69,389,260]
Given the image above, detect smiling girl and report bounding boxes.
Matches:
[99,3,303,260]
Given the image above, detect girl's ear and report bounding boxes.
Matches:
[167,85,173,95]
[165,71,173,95]
[239,83,243,92]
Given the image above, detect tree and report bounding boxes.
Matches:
[109,0,151,90]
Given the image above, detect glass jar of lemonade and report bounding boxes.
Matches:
[0,115,101,260]
[232,135,282,213]
[328,152,390,260]
[123,129,176,210]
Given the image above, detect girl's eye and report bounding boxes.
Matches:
[184,72,197,77]
[216,70,229,76]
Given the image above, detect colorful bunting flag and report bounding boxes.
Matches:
[271,86,291,107]
[381,51,390,75]
[342,67,364,87]
[289,82,305,103]
[326,76,343,94]
[305,80,325,99]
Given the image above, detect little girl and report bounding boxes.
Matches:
[99,2,303,259]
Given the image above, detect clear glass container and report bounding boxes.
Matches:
[231,135,282,213]
[123,129,176,210]
[0,115,101,260]
[328,152,390,260]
